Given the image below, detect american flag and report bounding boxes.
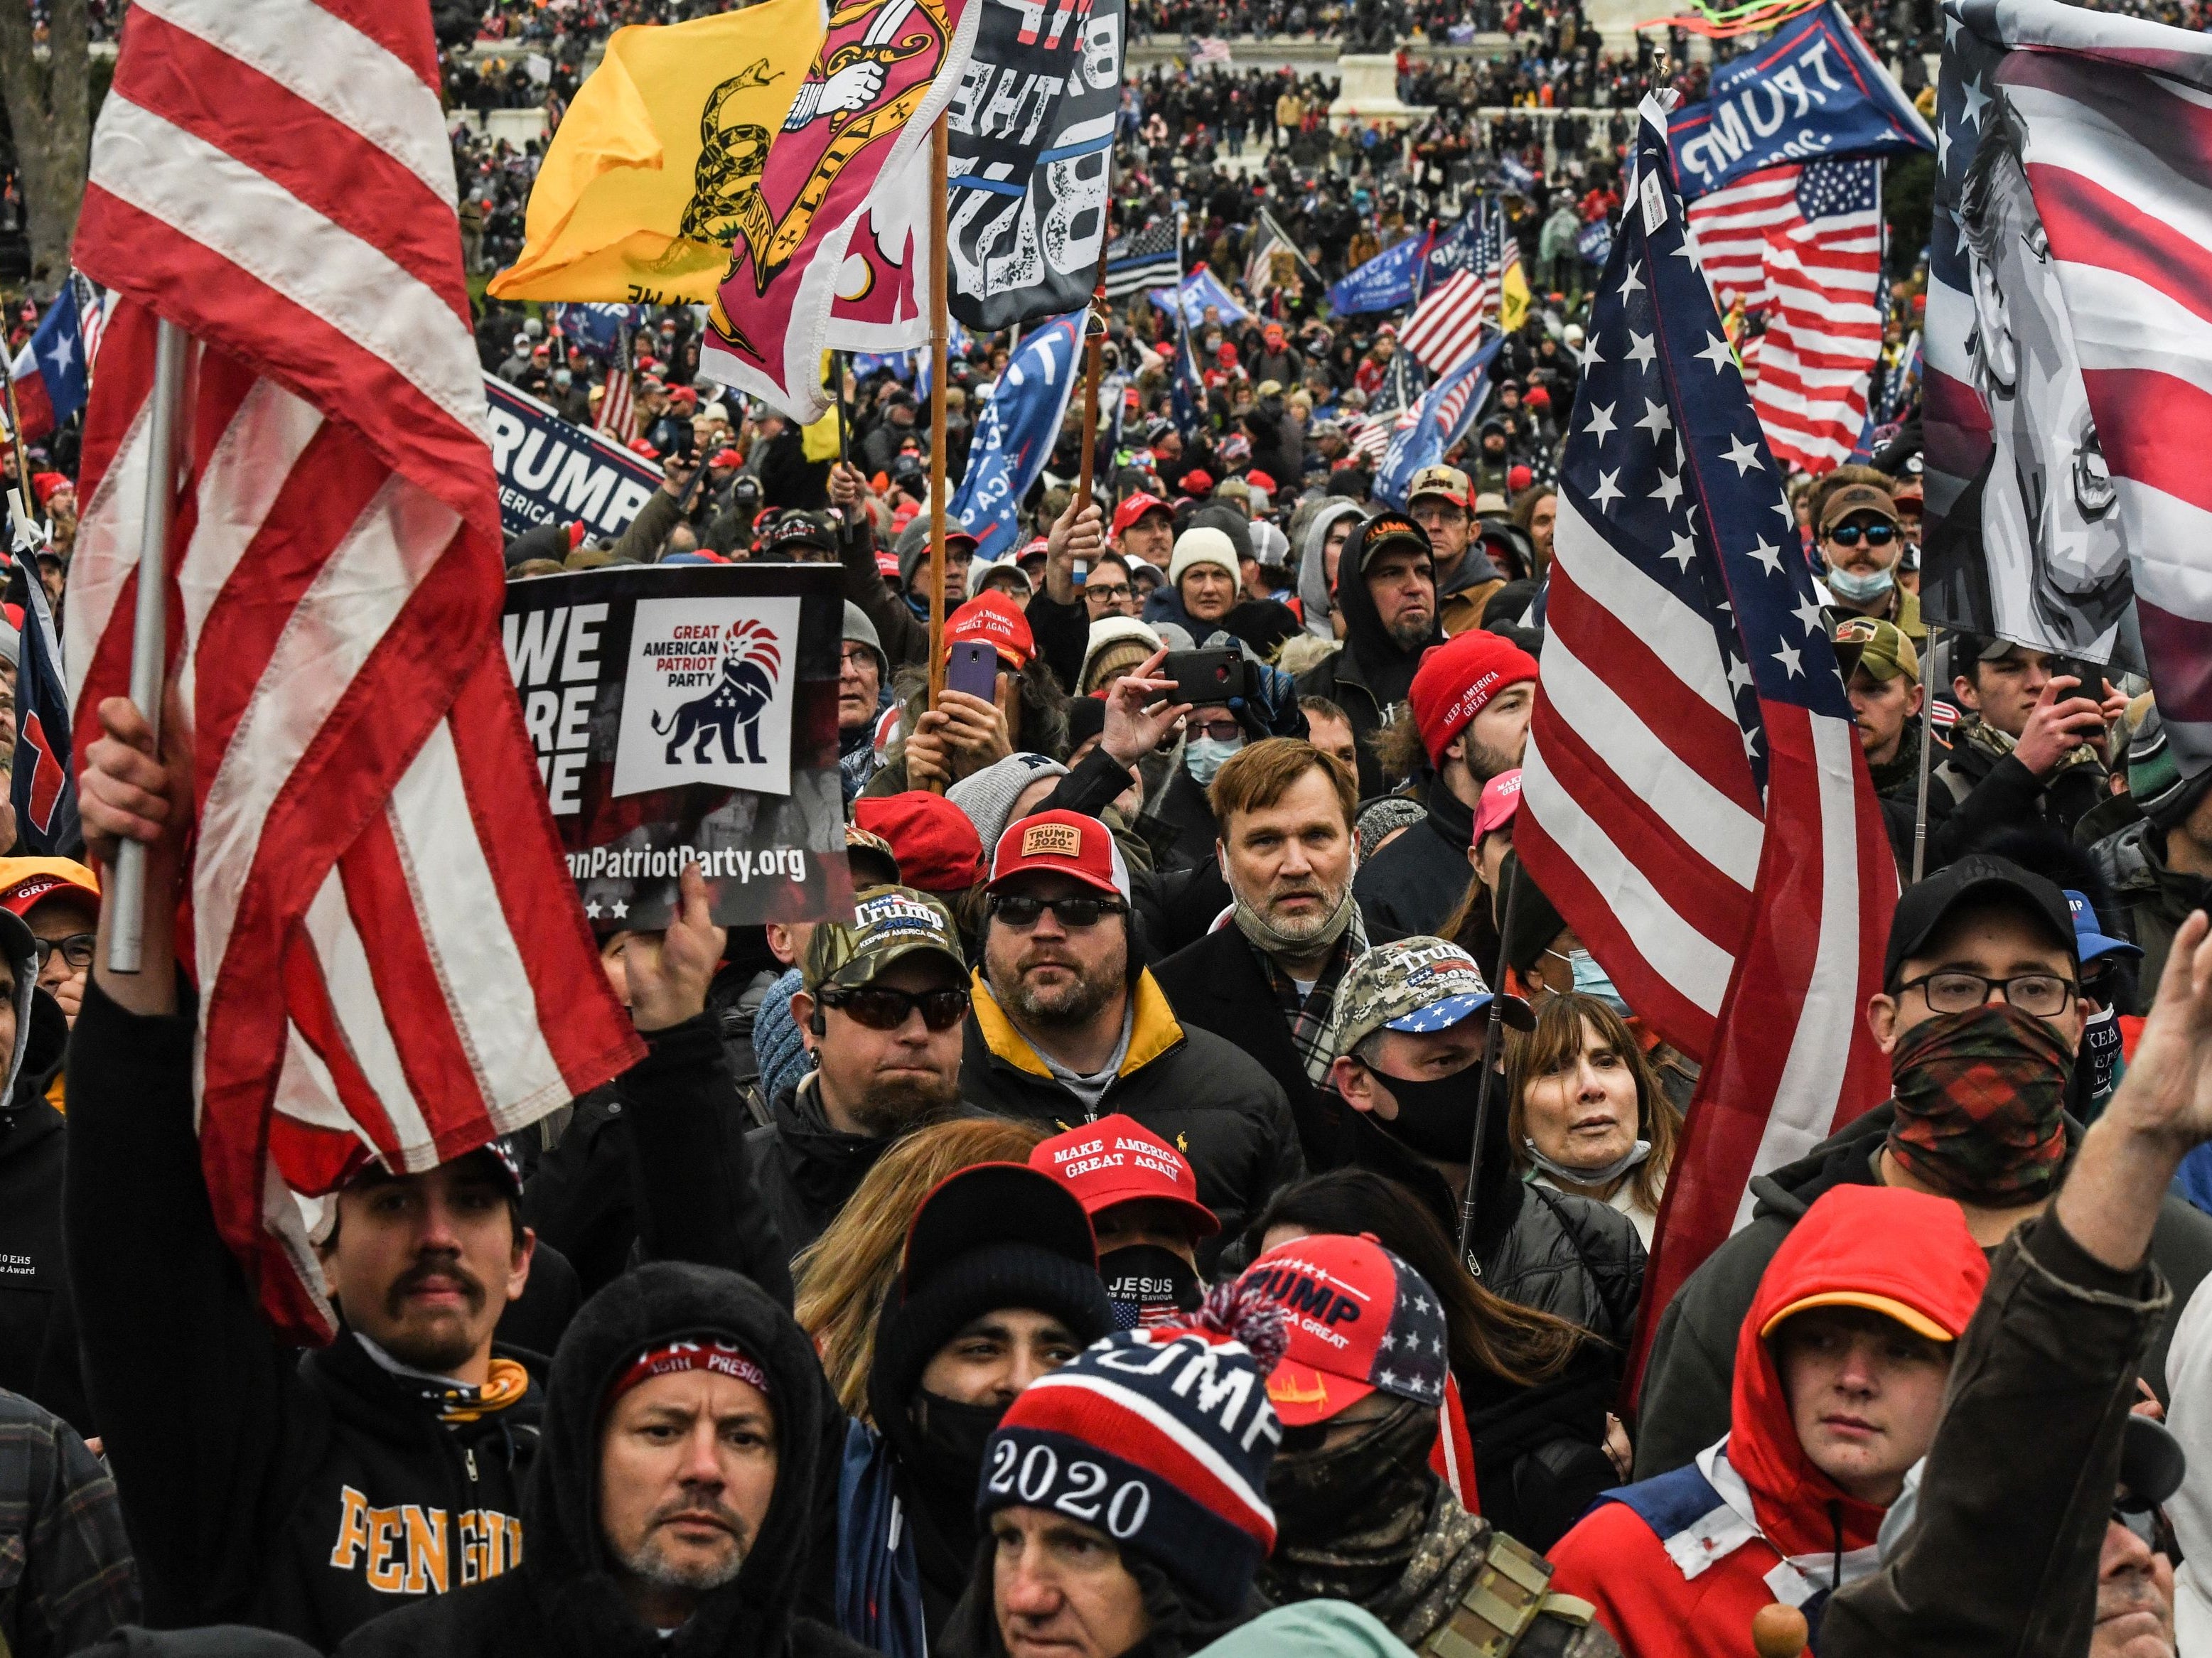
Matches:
[1105,217,1181,301]
[1519,99,1894,1374]
[1400,205,1499,375]
[68,0,645,1342]
[73,273,108,379]
[1686,158,1884,474]
[597,325,638,443]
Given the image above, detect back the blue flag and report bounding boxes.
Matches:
[950,311,1086,564]
[1667,1,1933,199]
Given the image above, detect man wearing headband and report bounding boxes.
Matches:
[340,1263,863,1658]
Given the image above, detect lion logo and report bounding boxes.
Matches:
[650,619,783,766]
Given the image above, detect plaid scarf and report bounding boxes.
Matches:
[1257,905,1371,1087]
[1887,1003,2070,1202]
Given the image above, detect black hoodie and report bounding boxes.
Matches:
[0,901,75,1411]
[1294,513,1441,797]
[337,1263,870,1658]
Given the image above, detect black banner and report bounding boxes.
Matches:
[502,563,856,930]
[943,0,1124,331]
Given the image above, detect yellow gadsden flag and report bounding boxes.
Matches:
[489,0,826,306]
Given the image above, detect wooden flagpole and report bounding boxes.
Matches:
[925,113,951,789]
[1072,230,1112,587]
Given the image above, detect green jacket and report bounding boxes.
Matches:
[2088,816,2212,1013]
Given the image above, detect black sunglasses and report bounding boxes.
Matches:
[820,984,970,1032]
[990,893,1127,930]
[1827,522,1898,548]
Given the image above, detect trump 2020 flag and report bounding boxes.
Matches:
[1326,230,1433,316]
[1667,1,1934,200]
[950,309,1086,561]
[1518,96,1894,1384]
[945,0,1124,330]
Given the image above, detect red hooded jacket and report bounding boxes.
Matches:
[1546,1185,1989,1656]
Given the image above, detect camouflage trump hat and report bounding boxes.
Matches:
[1326,936,1532,1062]
[802,885,966,994]
[1831,615,1920,684]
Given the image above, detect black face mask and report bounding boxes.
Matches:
[1368,1064,1484,1163]
[903,1390,1007,1500]
[1101,1244,1203,1330]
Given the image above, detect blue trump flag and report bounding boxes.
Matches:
[6,521,77,855]
[1668,1,1933,198]
[950,310,1087,564]
[549,303,645,364]
[1149,267,1248,329]
[1376,335,1503,507]
[1327,230,1432,315]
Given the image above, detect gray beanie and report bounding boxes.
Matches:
[842,601,890,684]
[0,620,19,672]
[947,752,1070,851]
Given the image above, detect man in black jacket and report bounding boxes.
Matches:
[336,1262,870,1658]
[1154,738,1390,1170]
[748,885,971,1263]
[1354,628,1536,937]
[1929,633,2113,854]
[960,808,1304,1259]
[68,701,785,1650]
[0,906,77,1412]
[1295,511,1441,797]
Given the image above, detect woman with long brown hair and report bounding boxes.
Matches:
[1504,991,1682,1247]
[794,1115,1048,1419]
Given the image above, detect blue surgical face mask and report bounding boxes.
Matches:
[1826,562,1896,605]
[1184,734,1243,786]
[1548,947,1629,1016]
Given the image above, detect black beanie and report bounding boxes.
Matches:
[866,1240,1115,1427]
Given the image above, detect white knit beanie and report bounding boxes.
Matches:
[1168,526,1240,588]
[1079,615,1163,692]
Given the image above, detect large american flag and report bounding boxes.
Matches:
[1520,99,1894,1370]
[1400,205,1499,375]
[68,0,644,1342]
[1685,158,1884,474]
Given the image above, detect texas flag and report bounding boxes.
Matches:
[6,286,90,444]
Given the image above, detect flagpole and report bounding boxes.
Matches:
[925,112,951,790]
[1073,229,1112,588]
[1911,623,1942,884]
[1459,856,1522,1265]
[107,317,189,976]
[0,345,36,517]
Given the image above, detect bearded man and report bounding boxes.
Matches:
[960,809,1304,1264]
[1154,741,1398,1170]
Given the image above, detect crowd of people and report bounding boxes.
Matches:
[11,3,2212,1657]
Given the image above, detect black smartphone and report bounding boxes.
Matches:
[2048,655,2108,701]
[945,640,1000,701]
[1161,647,1251,707]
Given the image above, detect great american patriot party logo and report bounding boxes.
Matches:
[613,596,802,799]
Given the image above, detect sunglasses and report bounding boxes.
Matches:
[990,893,1127,930]
[819,984,970,1032]
[1827,522,1898,548]
[2112,1500,2178,1559]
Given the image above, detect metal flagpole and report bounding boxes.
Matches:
[1459,856,1523,1266]
[1912,623,1942,884]
[107,317,190,975]
[925,112,951,788]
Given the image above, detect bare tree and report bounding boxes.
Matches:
[0,0,90,294]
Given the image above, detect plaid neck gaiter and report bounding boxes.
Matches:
[1886,1003,2072,1203]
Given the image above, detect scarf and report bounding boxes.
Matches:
[1523,1136,1650,1191]
[1265,1463,1491,1647]
[1262,1400,1447,1617]
[1230,875,1359,960]
[1886,1002,2071,1202]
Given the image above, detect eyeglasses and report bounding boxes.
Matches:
[2112,1500,2178,1558]
[1085,583,1134,604]
[1188,719,1244,743]
[1826,522,1898,548]
[32,933,95,973]
[990,893,1127,930]
[839,645,877,671]
[820,984,970,1032]
[1896,970,2078,1019]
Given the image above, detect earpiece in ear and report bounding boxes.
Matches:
[809,1009,827,1037]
